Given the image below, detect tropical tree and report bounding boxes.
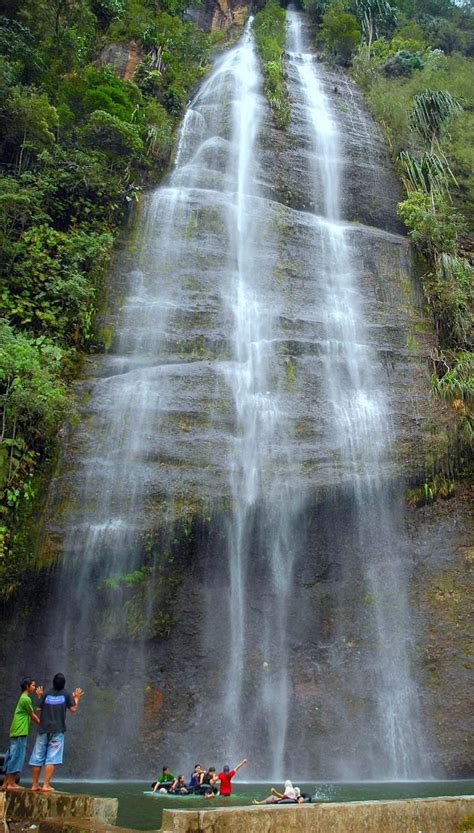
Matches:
[2,87,58,172]
[355,0,396,52]
[409,88,462,151]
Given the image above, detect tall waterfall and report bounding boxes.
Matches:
[21,10,432,780]
[282,9,427,777]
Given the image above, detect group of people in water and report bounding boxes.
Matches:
[152,759,248,798]
[151,760,311,804]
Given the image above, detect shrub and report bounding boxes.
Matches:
[60,65,142,124]
[0,321,72,448]
[163,83,185,115]
[2,223,114,344]
[425,254,473,348]
[321,1,361,65]
[81,109,144,157]
[397,190,465,257]
[383,48,424,76]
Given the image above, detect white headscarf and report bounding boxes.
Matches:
[283,780,296,799]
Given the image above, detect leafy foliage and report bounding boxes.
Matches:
[0,0,222,597]
[0,321,72,449]
[428,254,473,347]
[398,190,465,255]
[321,1,361,64]
[383,47,424,76]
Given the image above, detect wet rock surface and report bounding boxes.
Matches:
[261,59,405,235]
[409,484,474,777]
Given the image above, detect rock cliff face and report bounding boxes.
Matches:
[410,485,473,777]
[187,0,249,32]
[97,42,143,80]
[0,17,472,781]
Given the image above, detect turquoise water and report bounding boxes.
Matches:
[55,780,474,829]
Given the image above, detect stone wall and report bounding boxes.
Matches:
[160,796,474,833]
[4,791,118,825]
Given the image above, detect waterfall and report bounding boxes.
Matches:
[283,9,428,776]
[21,10,433,780]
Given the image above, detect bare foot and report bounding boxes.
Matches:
[31,786,42,792]
[6,784,25,791]
[41,786,56,792]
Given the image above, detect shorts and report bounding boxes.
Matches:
[29,732,65,767]
[3,735,28,774]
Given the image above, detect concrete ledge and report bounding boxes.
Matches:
[4,791,118,825]
[160,795,474,833]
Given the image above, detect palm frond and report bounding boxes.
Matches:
[410,89,462,143]
[398,150,455,196]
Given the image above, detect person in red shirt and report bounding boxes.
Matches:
[217,758,248,796]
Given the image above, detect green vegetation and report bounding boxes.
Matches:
[0,0,225,598]
[253,0,290,128]
[405,473,454,507]
[304,0,473,480]
[321,2,361,65]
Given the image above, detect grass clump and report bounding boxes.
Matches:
[253,0,291,129]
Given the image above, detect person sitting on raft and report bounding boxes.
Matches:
[252,780,297,804]
[168,775,189,795]
[199,767,218,798]
[188,764,204,792]
[294,787,312,803]
[152,766,176,793]
[217,758,248,796]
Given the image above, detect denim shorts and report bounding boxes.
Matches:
[29,732,65,766]
[3,735,28,774]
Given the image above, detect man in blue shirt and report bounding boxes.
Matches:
[29,673,84,792]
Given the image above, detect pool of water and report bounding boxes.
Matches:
[54,780,474,829]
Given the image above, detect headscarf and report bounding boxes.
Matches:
[283,780,296,799]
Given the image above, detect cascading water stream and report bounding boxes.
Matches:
[209,21,300,778]
[285,9,428,776]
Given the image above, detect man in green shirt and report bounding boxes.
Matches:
[2,678,43,790]
[152,766,176,792]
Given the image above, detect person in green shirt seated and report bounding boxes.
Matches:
[152,766,176,792]
[2,678,43,791]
